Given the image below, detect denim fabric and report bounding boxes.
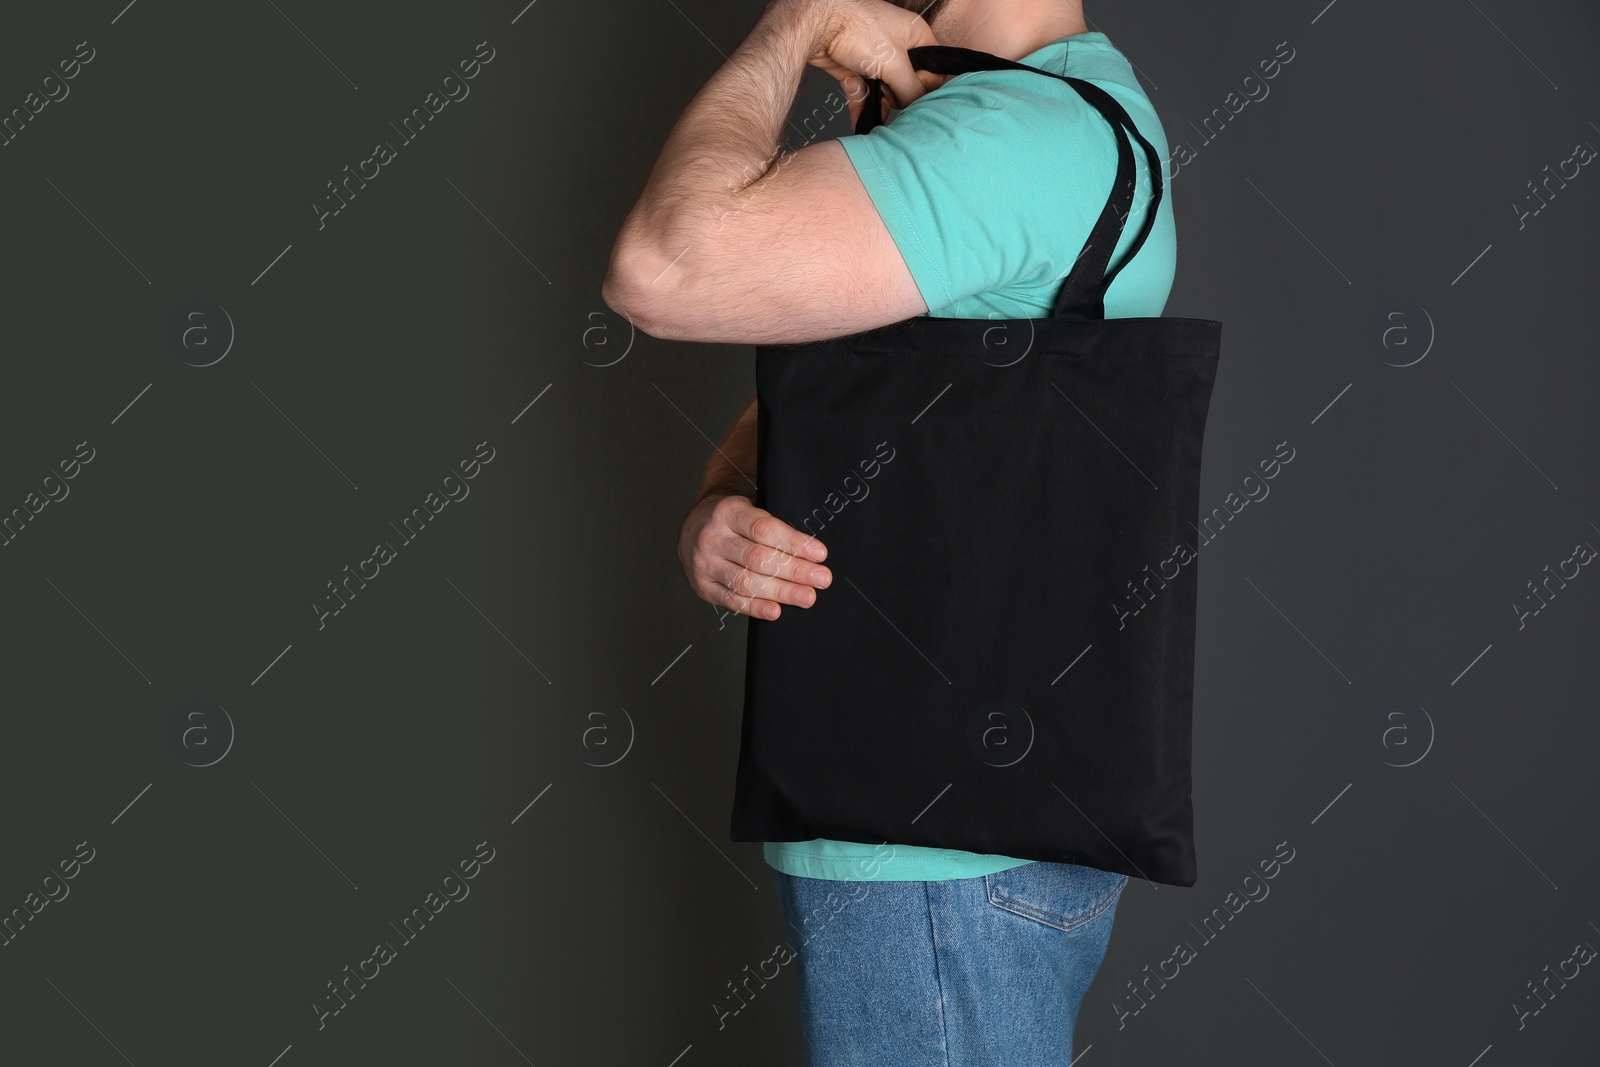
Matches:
[776,860,1128,1065]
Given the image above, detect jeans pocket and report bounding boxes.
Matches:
[984,861,1129,933]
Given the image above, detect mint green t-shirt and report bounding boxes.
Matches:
[762,30,1176,882]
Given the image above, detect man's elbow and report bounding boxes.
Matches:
[600,253,648,328]
[603,235,689,340]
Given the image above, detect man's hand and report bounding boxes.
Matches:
[679,492,832,621]
[793,0,948,127]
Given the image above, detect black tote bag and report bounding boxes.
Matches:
[728,44,1222,888]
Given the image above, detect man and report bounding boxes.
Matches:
[605,0,1175,1061]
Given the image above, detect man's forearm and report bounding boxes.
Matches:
[613,1,831,269]
[697,396,759,503]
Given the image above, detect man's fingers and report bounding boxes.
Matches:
[872,10,941,107]
[874,51,929,112]
[737,534,832,595]
[709,527,832,605]
[719,496,827,563]
[696,496,831,619]
[679,495,805,621]
[710,556,820,611]
[709,579,780,621]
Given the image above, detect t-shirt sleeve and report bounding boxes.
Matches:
[838,72,1122,315]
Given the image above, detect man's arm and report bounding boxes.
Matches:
[694,396,760,505]
[603,0,941,345]
[676,397,833,620]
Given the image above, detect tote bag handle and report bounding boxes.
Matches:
[852,44,1163,321]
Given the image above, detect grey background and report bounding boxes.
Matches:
[0,0,1596,1064]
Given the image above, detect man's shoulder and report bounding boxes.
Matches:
[1009,33,1164,149]
[1016,31,1142,92]
[928,33,1154,134]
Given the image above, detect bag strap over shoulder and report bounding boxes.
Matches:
[854,43,1163,322]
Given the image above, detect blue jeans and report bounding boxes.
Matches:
[776,861,1128,1066]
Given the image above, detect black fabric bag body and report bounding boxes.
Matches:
[728,45,1222,888]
